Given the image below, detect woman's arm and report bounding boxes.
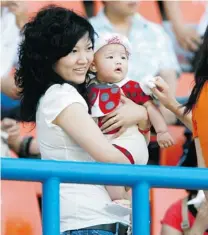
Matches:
[8,1,28,29]
[1,76,20,99]
[162,217,207,235]
[151,77,193,131]
[166,99,192,131]
[163,1,182,28]
[161,225,182,235]
[188,201,208,235]
[28,138,40,156]
[161,224,205,235]
[54,103,130,164]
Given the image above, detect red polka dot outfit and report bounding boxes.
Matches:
[87,77,150,165]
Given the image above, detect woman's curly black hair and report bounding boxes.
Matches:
[15,5,95,122]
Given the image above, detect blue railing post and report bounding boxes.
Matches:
[132,182,150,235]
[42,177,60,235]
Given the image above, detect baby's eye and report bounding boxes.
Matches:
[107,56,113,59]
[121,56,127,60]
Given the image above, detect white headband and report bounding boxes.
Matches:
[94,33,132,56]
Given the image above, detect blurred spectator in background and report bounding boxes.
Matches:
[161,1,207,72]
[1,118,19,157]
[90,0,180,125]
[1,1,27,117]
[0,118,40,158]
[161,141,208,235]
[1,1,27,80]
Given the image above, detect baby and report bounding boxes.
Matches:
[87,33,174,203]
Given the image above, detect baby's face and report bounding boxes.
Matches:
[93,44,128,83]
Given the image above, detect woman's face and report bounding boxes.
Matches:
[54,33,94,84]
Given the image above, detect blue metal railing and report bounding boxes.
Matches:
[1,158,208,235]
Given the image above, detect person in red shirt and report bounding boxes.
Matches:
[161,141,208,235]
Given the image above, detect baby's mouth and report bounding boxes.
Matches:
[115,68,122,73]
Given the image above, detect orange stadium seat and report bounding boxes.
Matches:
[1,180,42,235]
[139,1,162,24]
[93,0,162,24]
[51,0,86,17]
[93,0,103,16]
[26,1,52,18]
[150,188,187,235]
[19,122,36,138]
[179,1,206,24]
[176,73,195,97]
[26,1,86,19]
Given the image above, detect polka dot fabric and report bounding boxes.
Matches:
[87,78,152,118]
[88,83,121,116]
[121,80,152,105]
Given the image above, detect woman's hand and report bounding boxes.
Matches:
[151,77,193,130]
[100,96,150,138]
[1,118,23,153]
[151,76,178,109]
[1,118,20,141]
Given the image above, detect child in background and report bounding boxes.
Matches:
[87,33,174,203]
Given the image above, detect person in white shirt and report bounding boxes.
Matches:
[14,6,150,235]
[1,1,27,98]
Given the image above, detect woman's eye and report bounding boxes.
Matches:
[87,46,93,50]
[107,56,113,59]
[72,49,77,53]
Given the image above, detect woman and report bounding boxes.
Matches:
[15,6,149,235]
[151,25,208,200]
[161,141,208,235]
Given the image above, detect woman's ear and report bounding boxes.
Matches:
[90,61,97,73]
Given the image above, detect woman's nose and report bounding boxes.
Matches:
[77,52,88,64]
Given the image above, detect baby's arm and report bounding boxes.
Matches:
[143,101,174,148]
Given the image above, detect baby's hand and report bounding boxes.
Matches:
[157,131,174,148]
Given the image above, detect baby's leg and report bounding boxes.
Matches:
[113,144,135,164]
[106,144,133,202]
